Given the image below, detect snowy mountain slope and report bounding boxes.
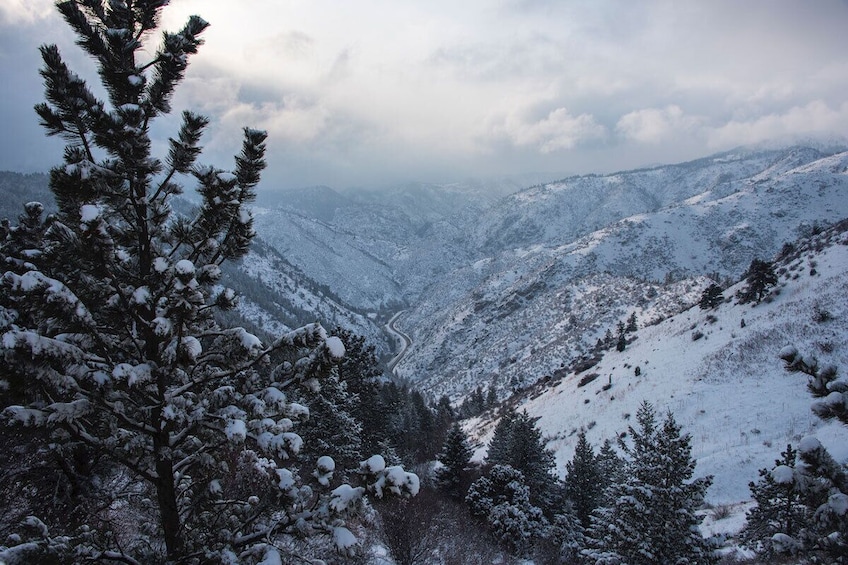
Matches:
[248,145,844,318]
[252,184,491,309]
[223,239,391,355]
[469,147,829,253]
[394,149,848,398]
[393,263,710,400]
[0,171,54,220]
[252,205,408,310]
[470,223,848,507]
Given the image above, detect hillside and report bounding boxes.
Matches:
[394,147,848,399]
[469,221,848,513]
[0,173,391,356]
[0,171,53,220]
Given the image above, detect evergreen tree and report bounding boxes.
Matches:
[794,437,848,559]
[595,438,625,507]
[291,367,363,478]
[458,385,488,418]
[333,327,386,456]
[588,402,715,565]
[615,321,627,351]
[737,258,777,304]
[625,312,638,333]
[409,388,437,461]
[699,283,724,310]
[485,386,498,408]
[466,464,549,556]
[603,328,614,349]
[433,394,455,446]
[486,410,516,465]
[486,409,560,514]
[564,431,601,528]
[743,438,848,559]
[780,345,848,425]
[436,422,475,498]
[774,347,848,559]
[740,444,809,556]
[0,3,417,561]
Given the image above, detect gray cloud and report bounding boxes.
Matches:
[1,0,847,190]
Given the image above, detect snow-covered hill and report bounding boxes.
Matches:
[222,239,389,354]
[469,222,848,511]
[393,147,848,398]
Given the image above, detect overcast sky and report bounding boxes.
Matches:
[1,1,847,190]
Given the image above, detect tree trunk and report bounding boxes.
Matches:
[154,442,182,560]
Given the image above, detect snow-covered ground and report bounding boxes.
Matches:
[468,227,848,540]
[395,147,848,400]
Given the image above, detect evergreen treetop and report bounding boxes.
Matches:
[588,402,715,565]
[741,444,808,554]
[564,430,600,529]
[486,409,559,514]
[0,3,417,562]
[435,422,475,498]
[737,258,777,304]
[699,283,724,310]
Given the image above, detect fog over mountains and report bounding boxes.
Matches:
[243,143,848,400]
[4,143,847,397]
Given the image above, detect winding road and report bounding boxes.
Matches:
[385,310,412,374]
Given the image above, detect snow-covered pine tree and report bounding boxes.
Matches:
[486,409,516,464]
[699,283,724,310]
[332,327,387,457]
[466,464,549,555]
[741,444,811,556]
[794,437,848,559]
[780,344,848,425]
[486,409,560,514]
[615,321,627,352]
[587,402,715,565]
[485,386,498,408]
[564,430,601,529]
[743,438,848,559]
[433,394,455,446]
[625,312,637,333]
[291,365,363,480]
[603,328,614,349]
[594,438,625,509]
[436,422,475,499]
[736,258,777,304]
[773,347,848,559]
[0,2,416,562]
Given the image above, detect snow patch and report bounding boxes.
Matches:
[256,547,282,565]
[325,336,346,359]
[360,454,386,474]
[771,465,794,485]
[132,286,150,305]
[275,468,295,491]
[181,336,202,361]
[80,204,100,222]
[224,420,246,442]
[329,484,364,513]
[153,257,169,273]
[333,526,358,554]
[175,259,195,277]
[799,436,822,454]
[217,171,237,184]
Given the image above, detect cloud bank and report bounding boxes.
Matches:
[1,0,847,189]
